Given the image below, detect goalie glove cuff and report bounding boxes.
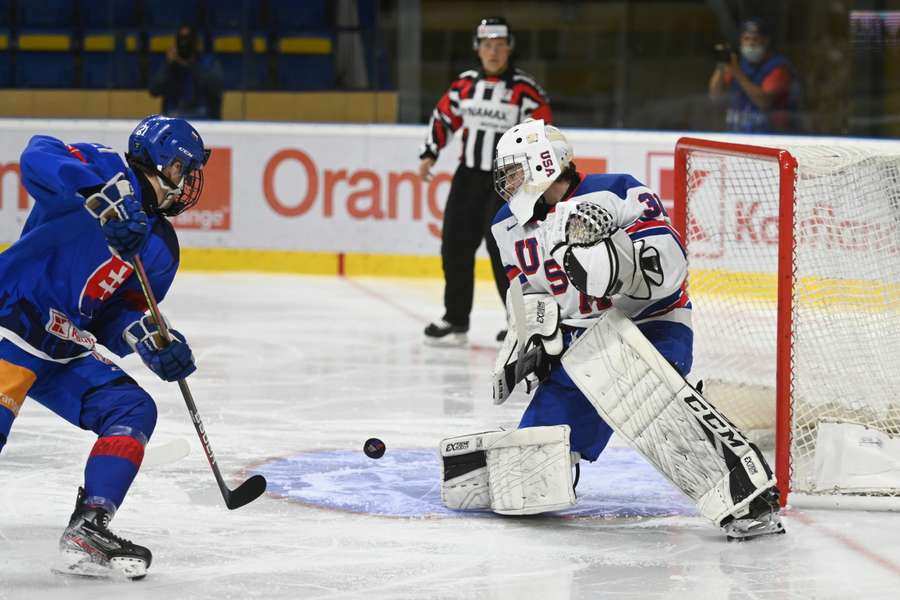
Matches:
[523,294,562,357]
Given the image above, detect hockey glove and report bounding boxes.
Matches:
[492,293,563,404]
[84,173,150,261]
[540,201,617,256]
[124,315,196,382]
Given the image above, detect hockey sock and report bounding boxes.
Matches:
[83,426,148,513]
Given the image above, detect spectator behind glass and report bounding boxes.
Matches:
[708,18,798,133]
[149,25,224,120]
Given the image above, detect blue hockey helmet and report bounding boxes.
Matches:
[126,114,211,216]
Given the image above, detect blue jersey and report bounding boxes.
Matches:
[0,136,179,363]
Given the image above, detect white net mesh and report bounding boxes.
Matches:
[682,142,900,497]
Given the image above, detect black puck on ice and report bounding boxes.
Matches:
[364,438,386,459]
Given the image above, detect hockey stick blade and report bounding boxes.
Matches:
[225,474,268,510]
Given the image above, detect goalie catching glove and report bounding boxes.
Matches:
[492,291,563,404]
[124,315,196,382]
[540,200,663,301]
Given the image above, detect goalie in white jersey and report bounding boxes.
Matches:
[438,119,784,541]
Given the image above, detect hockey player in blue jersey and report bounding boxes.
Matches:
[438,119,783,540]
[0,115,209,578]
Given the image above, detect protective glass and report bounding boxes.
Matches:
[493,153,531,202]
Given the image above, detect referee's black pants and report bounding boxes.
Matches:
[440,165,509,328]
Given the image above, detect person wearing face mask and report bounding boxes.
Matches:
[419,17,552,346]
[708,18,797,133]
[149,24,224,120]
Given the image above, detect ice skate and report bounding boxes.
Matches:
[424,320,468,347]
[56,488,152,580]
[722,488,786,541]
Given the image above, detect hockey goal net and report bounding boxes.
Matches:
[673,137,900,506]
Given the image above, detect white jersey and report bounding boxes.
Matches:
[491,173,691,330]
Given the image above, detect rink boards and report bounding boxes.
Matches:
[2,119,899,278]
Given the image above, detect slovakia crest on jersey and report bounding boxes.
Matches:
[79,256,134,317]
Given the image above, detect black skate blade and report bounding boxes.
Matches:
[225,474,267,509]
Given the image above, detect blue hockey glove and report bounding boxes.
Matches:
[84,173,150,261]
[124,315,196,382]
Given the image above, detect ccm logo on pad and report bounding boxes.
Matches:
[682,393,747,450]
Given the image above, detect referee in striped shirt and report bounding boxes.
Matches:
[420,16,552,346]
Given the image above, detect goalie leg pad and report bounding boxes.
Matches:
[485,425,577,515]
[561,309,776,527]
[440,430,500,511]
[440,426,578,515]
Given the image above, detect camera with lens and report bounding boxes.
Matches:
[712,43,733,63]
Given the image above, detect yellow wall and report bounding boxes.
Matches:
[0,90,398,123]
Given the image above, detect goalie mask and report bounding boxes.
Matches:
[493,119,573,223]
[126,114,211,216]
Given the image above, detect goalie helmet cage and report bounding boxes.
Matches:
[673,136,900,508]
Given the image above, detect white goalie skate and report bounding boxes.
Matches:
[720,488,786,541]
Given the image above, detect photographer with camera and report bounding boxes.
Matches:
[708,18,797,133]
[149,24,224,120]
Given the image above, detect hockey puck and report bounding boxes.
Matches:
[363,438,386,459]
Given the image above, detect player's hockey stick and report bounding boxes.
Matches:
[130,255,267,510]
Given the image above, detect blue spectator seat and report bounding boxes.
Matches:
[78,0,139,29]
[81,31,115,88]
[213,32,267,90]
[116,31,141,87]
[276,35,334,90]
[81,30,141,88]
[143,0,199,28]
[15,30,75,88]
[268,0,329,32]
[17,0,75,28]
[0,30,10,87]
[208,1,263,30]
[0,1,11,27]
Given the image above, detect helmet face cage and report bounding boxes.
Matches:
[161,160,204,217]
[493,153,531,202]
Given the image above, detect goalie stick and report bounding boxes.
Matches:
[131,255,267,510]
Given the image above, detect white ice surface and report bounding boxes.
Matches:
[1,273,899,599]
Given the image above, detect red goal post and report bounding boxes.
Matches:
[672,136,900,507]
